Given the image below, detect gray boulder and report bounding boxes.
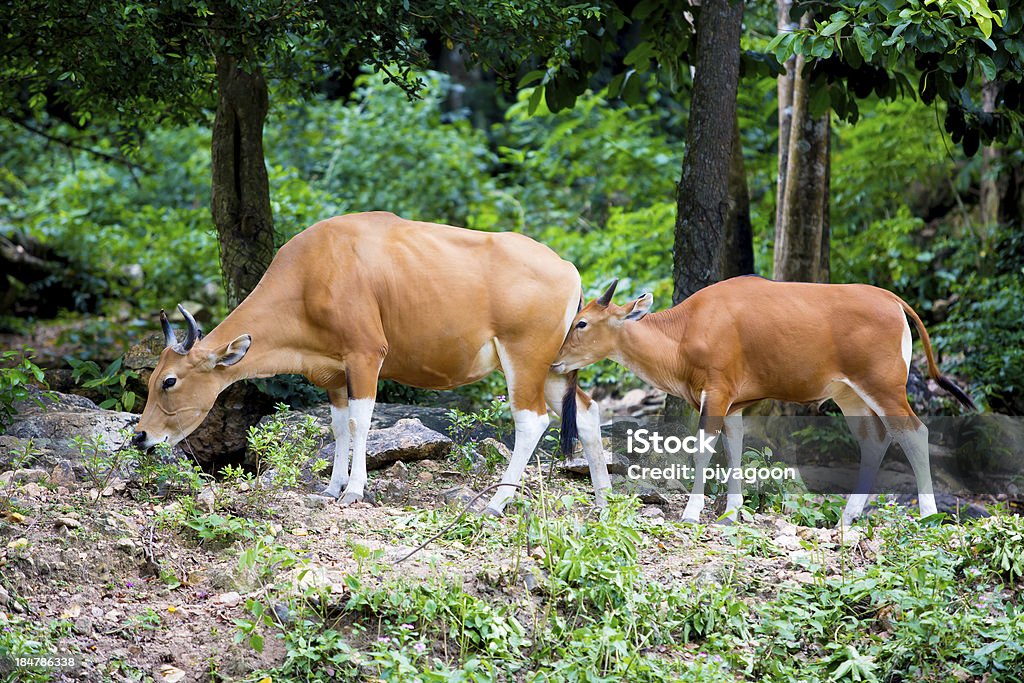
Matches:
[316,418,452,471]
[2,388,140,477]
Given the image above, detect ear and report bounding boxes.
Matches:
[214,334,251,367]
[622,293,653,321]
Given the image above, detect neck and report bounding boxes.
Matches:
[612,308,695,401]
[199,287,309,383]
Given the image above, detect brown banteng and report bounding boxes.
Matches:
[134,212,610,514]
[552,276,975,525]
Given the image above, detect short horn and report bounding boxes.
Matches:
[176,304,201,353]
[596,279,619,307]
[160,309,177,348]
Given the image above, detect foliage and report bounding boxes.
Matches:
[0,614,77,683]
[445,396,513,473]
[496,87,680,236]
[269,71,502,234]
[71,431,139,504]
[245,404,327,504]
[0,350,50,433]
[66,356,138,412]
[772,0,1024,153]
[0,439,43,514]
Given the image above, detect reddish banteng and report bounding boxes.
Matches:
[134,212,611,514]
[552,277,974,525]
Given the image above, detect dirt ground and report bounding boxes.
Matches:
[0,459,886,683]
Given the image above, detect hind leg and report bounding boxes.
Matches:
[840,383,935,520]
[721,414,744,524]
[883,412,935,517]
[545,373,610,507]
[484,342,550,515]
[834,389,892,526]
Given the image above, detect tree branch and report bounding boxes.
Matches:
[6,118,149,176]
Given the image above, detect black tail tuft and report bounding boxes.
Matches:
[936,374,977,412]
[560,370,579,458]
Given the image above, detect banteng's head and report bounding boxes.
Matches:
[551,279,652,373]
[132,305,251,450]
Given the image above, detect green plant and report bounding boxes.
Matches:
[0,349,51,432]
[962,514,1024,586]
[66,355,138,412]
[72,431,137,503]
[445,396,513,473]
[0,614,77,683]
[246,404,326,506]
[0,439,42,513]
[184,512,270,546]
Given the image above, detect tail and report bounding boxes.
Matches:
[560,370,580,457]
[898,298,976,411]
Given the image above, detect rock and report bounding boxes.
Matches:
[315,418,451,472]
[480,438,511,462]
[417,471,434,483]
[215,591,242,607]
[0,585,10,606]
[115,537,137,553]
[73,616,94,635]
[386,461,410,480]
[442,486,478,507]
[290,527,309,537]
[559,452,630,476]
[49,461,77,487]
[55,517,81,529]
[637,486,669,505]
[639,505,665,518]
[304,494,331,509]
[18,482,46,498]
[4,389,139,477]
[774,535,802,551]
[366,478,409,506]
[196,486,217,513]
[0,468,49,484]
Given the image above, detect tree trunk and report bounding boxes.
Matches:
[773,8,831,283]
[980,78,1004,227]
[722,115,755,279]
[672,0,744,305]
[211,53,276,307]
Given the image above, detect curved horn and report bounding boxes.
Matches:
[159,309,177,348]
[176,304,201,353]
[596,279,619,307]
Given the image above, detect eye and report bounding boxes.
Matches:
[576,320,588,330]
[162,377,177,390]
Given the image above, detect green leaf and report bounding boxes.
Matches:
[976,54,997,81]
[821,20,847,37]
[518,70,545,89]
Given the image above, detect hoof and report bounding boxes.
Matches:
[339,491,364,506]
[680,516,700,525]
[482,506,503,518]
[320,488,341,500]
[715,516,736,527]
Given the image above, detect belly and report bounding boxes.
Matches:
[380,337,499,390]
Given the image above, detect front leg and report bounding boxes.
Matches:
[339,356,381,506]
[322,387,351,499]
[681,393,728,523]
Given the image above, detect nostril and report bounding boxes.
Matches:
[132,431,147,446]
